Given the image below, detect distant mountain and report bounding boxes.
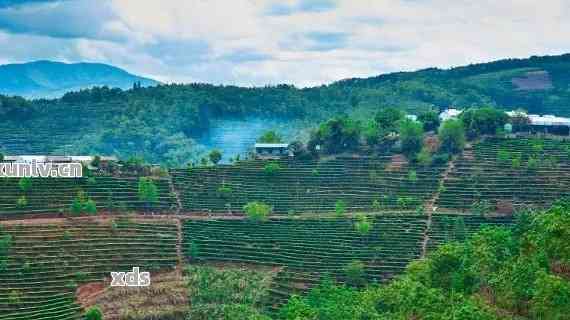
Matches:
[0,60,159,98]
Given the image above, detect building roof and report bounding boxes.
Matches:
[439,108,462,121]
[2,155,118,162]
[254,143,290,148]
[528,114,570,126]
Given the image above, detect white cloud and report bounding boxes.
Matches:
[0,0,568,87]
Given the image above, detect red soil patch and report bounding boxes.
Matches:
[76,281,107,307]
[385,154,408,171]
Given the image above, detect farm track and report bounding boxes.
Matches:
[422,153,459,258]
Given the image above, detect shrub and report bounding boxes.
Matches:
[372,199,382,212]
[85,306,104,320]
[18,177,32,193]
[263,162,281,176]
[511,154,522,169]
[432,153,450,166]
[407,170,417,183]
[417,148,433,167]
[16,196,27,209]
[84,199,97,215]
[497,149,510,165]
[527,156,539,171]
[344,260,367,287]
[217,185,233,199]
[243,201,272,222]
[355,214,373,236]
[335,199,347,216]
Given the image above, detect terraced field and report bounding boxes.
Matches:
[0,176,175,217]
[427,214,515,252]
[437,138,570,211]
[182,216,427,310]
[172,157,446,213]
[0,219,178,320]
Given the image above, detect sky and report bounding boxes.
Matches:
[0,0,568,87]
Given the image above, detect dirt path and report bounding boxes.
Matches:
[168,176,183,215]
[421,153,459,258]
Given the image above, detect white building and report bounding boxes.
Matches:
[254,143,291,159]
[439,108,463,121]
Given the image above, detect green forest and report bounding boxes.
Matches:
[2,53,570,166]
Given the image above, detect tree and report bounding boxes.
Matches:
[243,201,272,222]
[257,130,283,143]
[85,306,104,320]
[208,149,222,165]
[460,107,508,138]
[0,153,4,162]
[418,110,440,132]
[438,119,465,154]
[398,119,423,160]
[138,177,158,210]
[309,115,361,154]
[375,107,404,132]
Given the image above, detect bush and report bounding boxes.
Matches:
[335,200,347,216]
[407,170,417,183]
[417,148,433,167]
[355,214,373,236]
[84,199,97,215]
[18,177,32,193]
[527,156,539,171]
[263,162,281,176]
[497,149,510,164]
[344,260,367,287]
[432,153,450,166]
[85,306,104,320]
[243,201,272,222]
[16,196,27,209]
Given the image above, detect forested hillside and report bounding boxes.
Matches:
[1,53,570,165]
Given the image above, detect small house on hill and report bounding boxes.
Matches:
[254,143,291,159]
[439,108,463,121]
[507,111,570,135]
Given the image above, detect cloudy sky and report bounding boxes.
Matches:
[0,0,568,87]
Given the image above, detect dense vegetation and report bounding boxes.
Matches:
[2,54,570,165]
[277,201,570,320]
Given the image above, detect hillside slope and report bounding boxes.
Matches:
[0,60,158,98]
[1,53,570,165]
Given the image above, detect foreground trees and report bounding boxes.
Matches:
[279,200,570,320]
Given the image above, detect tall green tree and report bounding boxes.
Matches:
[399,119,424,160]
[438,119,466,154]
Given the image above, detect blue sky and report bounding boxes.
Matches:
[0,0,568,87]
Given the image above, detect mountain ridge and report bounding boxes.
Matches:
[0,60,159,98]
